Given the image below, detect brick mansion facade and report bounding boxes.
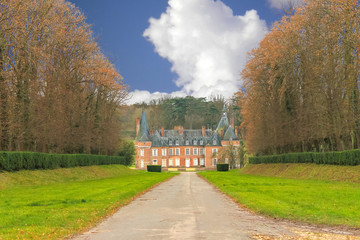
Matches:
[134,107,240,168]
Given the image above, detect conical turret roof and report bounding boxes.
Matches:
[216,105,229,136]
[136,108,150,141]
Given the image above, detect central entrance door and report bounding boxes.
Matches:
[185,158,190,167]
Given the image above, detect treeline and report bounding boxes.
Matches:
[241,0,360,155]
[121,95,242,139]
[0,0,128,155]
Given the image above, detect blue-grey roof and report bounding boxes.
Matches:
[216,106,229,135]
[223,125,237,140]
[136,108,150,141]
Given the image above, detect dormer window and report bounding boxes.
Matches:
[200,139,204,145]
[194,140,197,145]
[175,139,179,146]
[169,140,173,146]
[185,139,189,145]
[213,139,217,145]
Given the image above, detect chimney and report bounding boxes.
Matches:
[235,127,238,138]
[179,126,184,134]
[202,126,205,137]
[221,129,224,138]
[161,126,164,137]
[136,118,140,137]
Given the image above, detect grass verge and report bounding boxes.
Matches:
[198,170,360,228]
[241,163,360,183]
[0,165,176,239]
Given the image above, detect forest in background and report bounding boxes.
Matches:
[242,0,360,155]
[120,95,243,140]
[0,0,128,155]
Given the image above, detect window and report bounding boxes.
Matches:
[152,149,158,156]
[185,139,189,145]
[213,158,217,166]
[162,149,167,156]
[169,159,173,166]
[169,149,173,156]
[212,148,218,154]
[199,148,204,155]
[175,158,180,166]
[162,159,167,167]
[169,140,173,146]
[193,158,198,166]
[194,140,197,145]
[175,139,179,146]
[175,148,180,156]
[193,148,198,155]
[225,158,229,163]
[200,158,205,166]
[185,148,190,155]
[200,140,204,145]
[153,159,157,164]
[140,159,144,168]
[213,139,217,145]
[140,149,144,157]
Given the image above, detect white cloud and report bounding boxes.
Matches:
[127,90,186,105]
[267,0,303,9]
[129,0,268,104]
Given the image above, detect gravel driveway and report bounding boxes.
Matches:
[73,172,360,240]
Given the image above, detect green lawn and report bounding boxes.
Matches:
[198,170,360,228]
[0,165,176,239]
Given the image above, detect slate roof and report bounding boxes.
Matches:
[136,108,150,141]
[135,105,237,147]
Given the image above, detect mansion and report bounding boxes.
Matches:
[134,107,240,168]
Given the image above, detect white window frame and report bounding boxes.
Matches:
[193,158,198,166]
[175,148,180,156]
[185,148,190,155]
[169,158,173,166]
[169,140,173,146]
[185,158,190,167]
[140,159,144,168]
[169,148,173,156]
[225,158,229,163]
[140,149,144,157]
[200,158,205,166]
[193,148,198,155]
[212,148,218,154]
[175,158,180,166]
[153,159,158,165]
[200,140,204,145]
[162,159,167,167]
[194,140,197,145]
[152,149,158,156]
[185,140,189,145]
[213,139,217,145]
[213,158,217,166]
[162,148,167,156]
[199,148,204,155]
[175,140,179,146]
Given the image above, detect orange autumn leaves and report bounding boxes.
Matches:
[241,0,360,155]
[0,0,128,154]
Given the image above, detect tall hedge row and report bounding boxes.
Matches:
[0,152,127,171]
[249,149,360,166]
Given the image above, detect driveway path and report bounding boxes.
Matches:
[74,172,360,240]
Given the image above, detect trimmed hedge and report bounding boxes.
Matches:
[216,163,229,171]
[0,151,127,172]
[147,165,162,172]
[249,149,360,166]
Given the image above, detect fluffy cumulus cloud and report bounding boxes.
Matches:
[129,90,186,104]
[128,0,268,104]
[267,0,303,9]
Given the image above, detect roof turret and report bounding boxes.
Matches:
[216,105,229,136]
[136,108,150,141]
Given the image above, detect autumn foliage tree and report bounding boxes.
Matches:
[0,0,128,154]
[241,0,360,155]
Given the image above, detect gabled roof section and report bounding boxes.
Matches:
[216,105,229,135]
[136,108,150,141]
[223,125,237,141]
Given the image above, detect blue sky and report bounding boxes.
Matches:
[69,0,297,104]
